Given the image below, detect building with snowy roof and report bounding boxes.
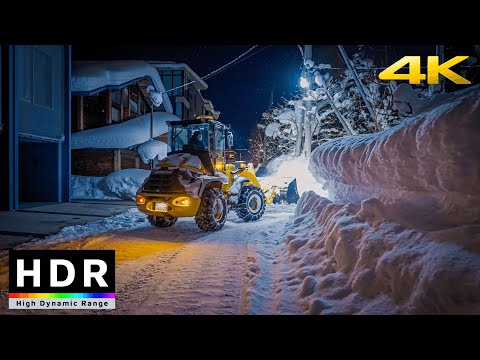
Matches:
[70,60,179,176]
[149,62,220,121]
[70,61,220,177]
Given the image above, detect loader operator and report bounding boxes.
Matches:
[189,130,205,151]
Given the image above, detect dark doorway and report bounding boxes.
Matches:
[19,140,59,203]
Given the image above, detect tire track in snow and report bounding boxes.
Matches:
[114,210,296,315]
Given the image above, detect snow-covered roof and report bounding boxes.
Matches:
[71,61,173,113]
[149,62,208,90]
[72,111,180,150]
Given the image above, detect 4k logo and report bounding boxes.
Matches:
[379,56,471,85]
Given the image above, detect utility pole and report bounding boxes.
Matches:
[337,45,379,131]
[303,45,313,158]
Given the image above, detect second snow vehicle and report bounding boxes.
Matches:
[136,116,266,231]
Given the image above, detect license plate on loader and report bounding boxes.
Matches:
[155,202,168,212]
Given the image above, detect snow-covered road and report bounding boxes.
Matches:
[115,209,293,314]
[0,205,299,315]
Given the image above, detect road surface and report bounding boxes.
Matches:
[0,205,300,315]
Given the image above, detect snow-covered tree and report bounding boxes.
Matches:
[253,46,406,164]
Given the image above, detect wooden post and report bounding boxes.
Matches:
[120,89,124,121]
[106,92,112,124]
[135,157,140,169]
[127,86,131,119]
[114,150,121,171]
[77,96,84,131]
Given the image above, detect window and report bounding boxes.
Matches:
[20,46,33,101]
[130,86,140,114]
[33,48,52,109]
[160,70,184,97]
[112,90,121,104]
[122,87,129,120]
[112,107,120,122]
[130,99,138,113]
[215,125,225,157]
[111,90,121,122]
[168,124,208,153]
[122,87,129,107]
[175,102,183,119]
[172,70,182,96]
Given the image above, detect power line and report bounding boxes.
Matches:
[202,45,271,80]
[162,45,259,94]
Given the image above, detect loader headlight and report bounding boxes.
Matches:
[172,197,191,207]
[136,195,146,205]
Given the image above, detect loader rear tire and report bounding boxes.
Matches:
[147,215,177,228]
[195,187,228,232]
[236,185,266,222]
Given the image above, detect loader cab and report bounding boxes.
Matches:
[167,116,229,175]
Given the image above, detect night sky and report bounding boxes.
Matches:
[73,45,306,148]
[73,44,434,149]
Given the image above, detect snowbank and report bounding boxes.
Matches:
[138,140,169,163]
[72,61,173,112]
[36,208,148,245]
[71,175,119,200]
[72,169,150,201]
[72,112,179,150]
[260,154,329,198]
[309,84,480,227]
[282,191,480,314]
[283,85,480,314]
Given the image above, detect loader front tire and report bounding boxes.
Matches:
[195,187,228,232]
[236,185,266,222]
[147,215,177,228]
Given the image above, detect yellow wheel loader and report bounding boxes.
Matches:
[136,116,266,231]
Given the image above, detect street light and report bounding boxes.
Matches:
[300,76,310,89]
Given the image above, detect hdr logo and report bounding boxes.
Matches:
[9,250,115,310]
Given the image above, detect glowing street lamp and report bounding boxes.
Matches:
[300,76,310,89]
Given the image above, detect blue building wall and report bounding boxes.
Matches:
[0,45,71,211]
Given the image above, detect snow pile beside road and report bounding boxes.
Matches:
[283,85,480,314]
[283,192,480,314]
[138,140,168,163]
[36,208,148,245]
[71,176,119,200]
[309,84,480,226]
[261,154,328,198]
[72,111,179,150]
[72,169,150,201]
